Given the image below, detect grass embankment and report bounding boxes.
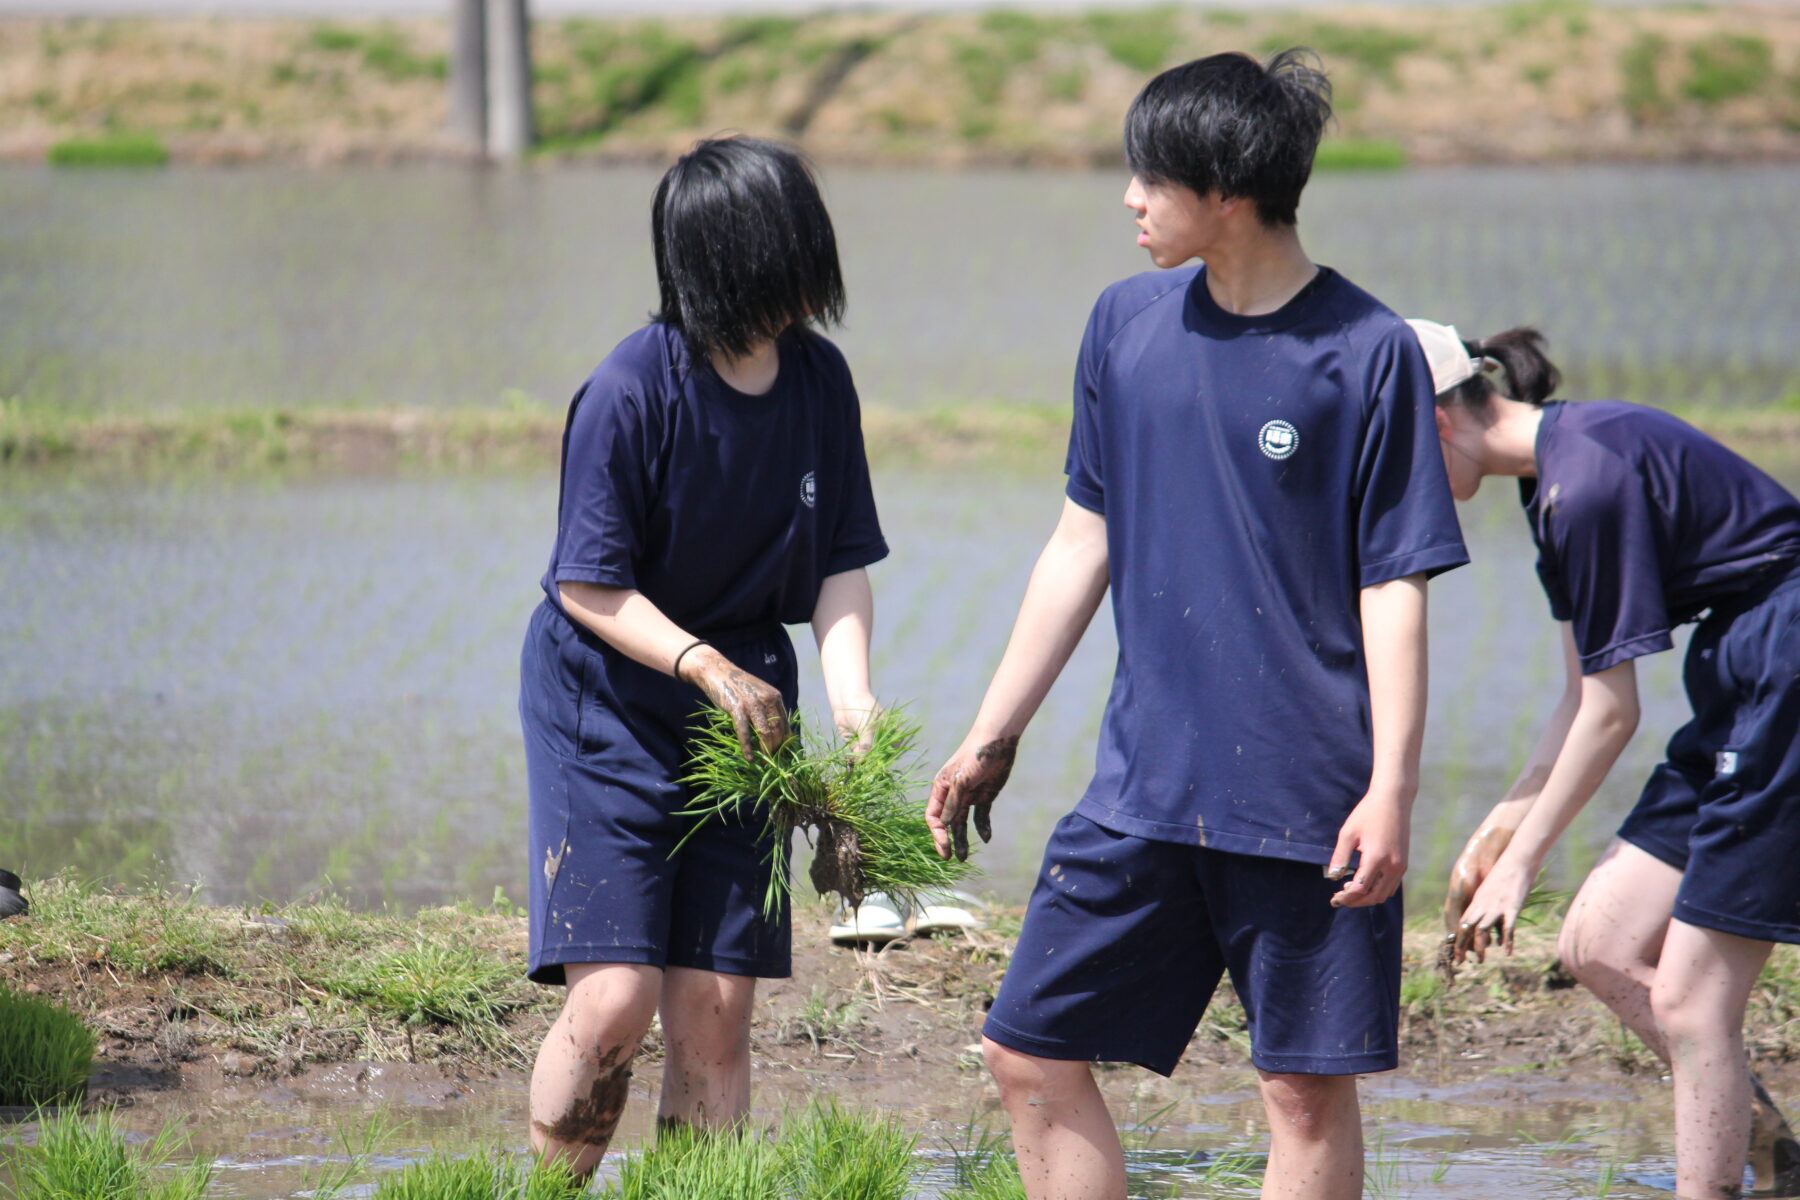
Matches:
[6,396,1800,474]
[2,876,1798,1089]
[2,5,1798,169]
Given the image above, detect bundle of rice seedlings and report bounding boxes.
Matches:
[778,1099,919,1200]
[680,705,973,915]
[0,984,97,1107]
[369,1149,587,1199]
[604,1123,786,1200]
[12,1108,213,1200]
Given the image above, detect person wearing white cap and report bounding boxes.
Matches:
[1409,318,1800,1199]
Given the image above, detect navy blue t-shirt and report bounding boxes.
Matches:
[1066,266,1468,864]
[541,323,888,634]
[1523,400,1800,675]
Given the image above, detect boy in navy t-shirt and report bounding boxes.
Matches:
[926,52,1466,1200]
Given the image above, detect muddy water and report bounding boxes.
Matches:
[3,1053,1721,1199]
[5,456,1786,909]
[3,164,1796,414]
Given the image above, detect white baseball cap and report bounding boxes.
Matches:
[1406,319,1480,397]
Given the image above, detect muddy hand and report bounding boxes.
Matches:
[1443,823,1514,950]
[678,646,790,758]
[927,735,1018,861]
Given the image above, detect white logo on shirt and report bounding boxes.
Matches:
[1257,419,1300,461]
[1717,750,1739,777]
[800,471,817,508]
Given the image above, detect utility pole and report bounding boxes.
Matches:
[447,0,486,153]
[484,0,534,161]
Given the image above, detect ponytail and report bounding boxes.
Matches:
[1454,327,1561,408]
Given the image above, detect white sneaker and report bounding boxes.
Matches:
[911,889,985,936]
[828,893,907,944]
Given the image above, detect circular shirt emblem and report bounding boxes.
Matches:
[800,470,817,508]
[1257,419,1299,461]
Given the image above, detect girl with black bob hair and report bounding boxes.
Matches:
[518,134,887,1176]
[1416,319,1800,1199]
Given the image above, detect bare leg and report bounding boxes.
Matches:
[1652,919,1774,1199]
[1257,1072,1362,1200]
[983,1038,1127,1200]
[1558,839,1682,1061]
[528,963,661,1177]
[656,967,757,1130]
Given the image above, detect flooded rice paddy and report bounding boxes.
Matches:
[3,162,1799,1196]
[2,164,1797,415]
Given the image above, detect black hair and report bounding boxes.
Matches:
[1123,48,1332,227]
[1440,328,1562,410]
[651,135,846,365]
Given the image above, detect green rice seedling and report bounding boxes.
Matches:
[604,1123,786,1200]
[47,133,169,168]
[0,985,96,1107]
[680,705,973,915]
[12,1108,213,1200]
[1197,1149,1266,1191]
[778,1099,919,1200]
[370,1149,588,1199]
[325,941,517,1030]
[945,1154,1028,1200]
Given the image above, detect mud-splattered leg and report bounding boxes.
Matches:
[1559,840,1682,1061]
[1654,919,1775,1200]
[657,967,756,1130]
[529,962,661,1178]
[983,1037,1126,1200]
[1257,1072,1362,1200]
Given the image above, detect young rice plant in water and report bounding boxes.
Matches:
[369,1150,588,1200]
[0,984,97,1106]
[681,705,972,914]
[11,1108,213,1200]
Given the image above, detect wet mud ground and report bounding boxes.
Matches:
[5,900,1798,1198]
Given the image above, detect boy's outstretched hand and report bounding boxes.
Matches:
[927,734,1019,861]
[1327,791,1411,908]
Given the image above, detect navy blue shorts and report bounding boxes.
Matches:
[983,812,1402,1078]
[1618,569,1800,944]
[519,601,797,985]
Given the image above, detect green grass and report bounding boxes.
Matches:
[1683,34,1774,105]
[10,1109,214,1200]
[325,942,518,1029]
[680,706,975,915]
[369,1150,589,1200]
[1264,22,1422,83]
[46,132,168,168]
[1314,136,1408,171]
[0,985,97,1107]
[1620,32,1670,122]
[17,878,238,977]
[307,24,445,81]
[1085,7,1178,73]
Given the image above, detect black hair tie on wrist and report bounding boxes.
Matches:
[672,638,710,680]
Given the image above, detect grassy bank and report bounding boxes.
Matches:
[2,5,1798,169]
[5,395,1799,475]
[1,876,1798,1088]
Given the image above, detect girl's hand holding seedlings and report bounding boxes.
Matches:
[1327,789,1411,908]
[833,699,881,759]
[678,645,790,759]
[927,733,1018,861]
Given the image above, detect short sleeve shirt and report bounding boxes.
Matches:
[540,323,888,633]
[1066,266,1468,864]
[1523,400,1800,674]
